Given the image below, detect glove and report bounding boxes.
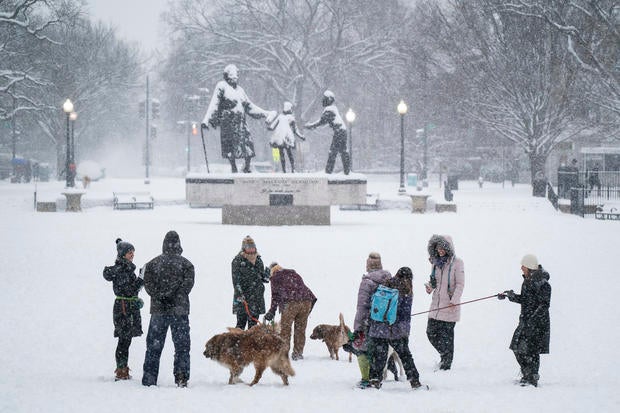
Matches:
[201,122,208,130]
[138,266,145,279]
[504,290,516,300]
[497,293,506,300]
[264,311,275,321]
[235,295,246,303]
[135,297,144,309]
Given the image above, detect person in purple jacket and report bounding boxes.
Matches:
[367,267,425,390]
[264,263,317,360]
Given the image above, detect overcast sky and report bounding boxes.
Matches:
[85,0,169,51]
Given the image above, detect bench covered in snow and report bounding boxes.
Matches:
[113,192,154,210]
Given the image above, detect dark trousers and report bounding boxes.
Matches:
[325,135,350,174]
[278,147,295,173]
[514,351,540,381]
[426,318,456,369]
[115,336,132,368]
[142,315,190,386]
[236,311,259,330]
[367,336,420,383]
[228,157,252,173]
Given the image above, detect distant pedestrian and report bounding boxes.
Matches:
[264,263,317,360]
[142,231,195,387]
[232,235,269,329]
[352,252,391,388]
[425,234,465,371]
[588,163,601,196]
[267,101,305,173]
[103,238,144,381]
[498,254,551,387]
[367,267,425,390]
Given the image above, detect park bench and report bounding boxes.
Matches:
[113,192,154,210]
[595,206,620,221]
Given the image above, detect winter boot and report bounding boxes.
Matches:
[368,379,382,389]
[114,367,131,381]
[411,379,429,390]
[355,380,370,389]
[175,372,188,388]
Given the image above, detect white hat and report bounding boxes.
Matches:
[520,254,539,270]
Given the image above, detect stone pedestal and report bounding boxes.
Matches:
[410,194,430,213]
[62,191,86,212]
[186,173,367,226]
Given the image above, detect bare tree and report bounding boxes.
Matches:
[414,0,586,192]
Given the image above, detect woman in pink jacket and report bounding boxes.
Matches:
[424,235,465,370]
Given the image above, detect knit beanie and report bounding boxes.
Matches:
[242,235,256,251]
[366,252,382,271]
[116,238,134,258]
[521,254,539,270]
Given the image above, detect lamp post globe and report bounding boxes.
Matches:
[345,108,356,171]
[397,100,407,194]
[62,99,74,187]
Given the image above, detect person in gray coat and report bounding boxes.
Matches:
[141,231,195,387]
[351,252,391,388]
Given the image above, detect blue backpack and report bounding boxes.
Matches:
[370,285,399,325]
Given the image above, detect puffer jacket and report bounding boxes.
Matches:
[231,253,268,315]
[509,266,551,354]
[143,231,195,316]
[353,269,392,332]
[103,257,143,337]
[427,235,465,322]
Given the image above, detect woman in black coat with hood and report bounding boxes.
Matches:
[499,254,551,387]
[103,238,144,381]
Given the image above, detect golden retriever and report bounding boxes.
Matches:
[203,323,295,386]
[309,313,352,362]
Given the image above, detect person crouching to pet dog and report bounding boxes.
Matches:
[264,263,317,361]
[366,267,425,390]
[232,235,269,329]
[103,238,144,381]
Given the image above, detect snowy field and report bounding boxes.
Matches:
[1,174,618,413]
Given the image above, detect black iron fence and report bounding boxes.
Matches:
[560,171,620,217]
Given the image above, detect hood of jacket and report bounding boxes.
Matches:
[162,230,183,255]
[428,234,454,262]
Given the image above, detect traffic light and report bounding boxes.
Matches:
[138,101,145,118]
[151,99,160,119]
[191,122,198,135]
[150,125,157,139]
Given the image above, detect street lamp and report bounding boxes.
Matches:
[70,111,77,168]
[345,108,356,171]
[185,94,201,173]
[62,99,74,187]
[397,100,408,194]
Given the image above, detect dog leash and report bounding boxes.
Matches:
[243,300,262,325]
[411,293,501,316]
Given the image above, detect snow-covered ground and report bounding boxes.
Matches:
[1,174,618,412]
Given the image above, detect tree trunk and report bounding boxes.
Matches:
[529,152,547,197]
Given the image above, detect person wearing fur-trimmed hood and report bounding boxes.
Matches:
[231,235,269,330]
[424,234,465,371]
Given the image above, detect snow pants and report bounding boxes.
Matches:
[367,336,420,383]
[142,315,190,386]
[426,318,455,369]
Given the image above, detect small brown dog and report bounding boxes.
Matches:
[310,313,352,362]
[203,323,295,386]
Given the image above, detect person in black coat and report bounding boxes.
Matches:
[141,231,195,387]
[232,235,269,329]
[103,238,144,381]
[499,254,551,387]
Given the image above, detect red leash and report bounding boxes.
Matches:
[243,300,262,325]
[412,293,500,316]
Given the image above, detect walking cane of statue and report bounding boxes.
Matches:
[200,124,210,173]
